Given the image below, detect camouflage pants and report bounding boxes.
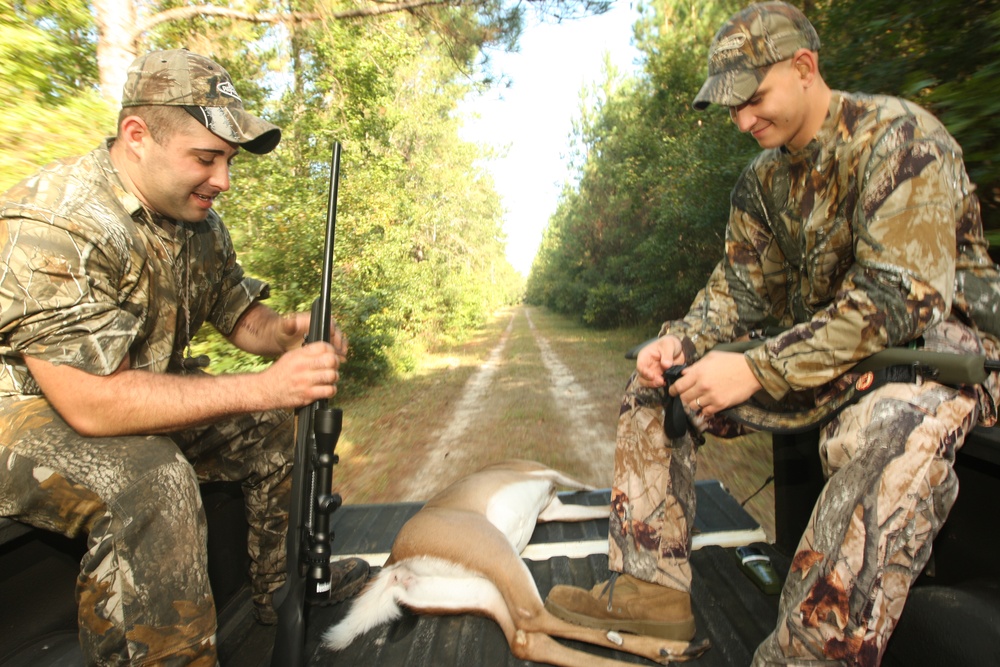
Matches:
[0,396,294,666]
[609,370,980,667]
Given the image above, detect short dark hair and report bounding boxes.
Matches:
[116,105,192,145]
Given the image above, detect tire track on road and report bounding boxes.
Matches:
[523,308,613,485]
[404,307,614,500]
[401,312,516,499]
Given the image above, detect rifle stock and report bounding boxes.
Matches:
[626,336,1000,386]
[271,142,344,666]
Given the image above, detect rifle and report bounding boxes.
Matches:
[626,335,1000,436]
[627,336,1000,385]
[271,142,344,666]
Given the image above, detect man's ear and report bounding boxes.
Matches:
[117,114,151,158]
[791,49,819,86]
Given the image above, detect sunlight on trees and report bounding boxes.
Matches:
[527,0,1000,329]
[3,0,594,387]
[10,0,994,366]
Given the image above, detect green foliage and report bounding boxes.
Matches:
[527,0,751,327]
[529,0,1000,335]
[2,0,96,101]
[0,88,114,192]
[182,7,527,386]
[0,0,111,192]
[1,0,531,391]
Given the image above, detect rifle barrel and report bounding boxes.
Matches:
[271,141,343,667]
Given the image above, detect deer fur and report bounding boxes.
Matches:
[322,459,709,667]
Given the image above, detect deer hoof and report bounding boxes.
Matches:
[659,637,711,662]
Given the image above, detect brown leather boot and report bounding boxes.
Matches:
[544,572,696,640]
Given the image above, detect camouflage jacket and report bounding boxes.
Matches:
[661,91,1000,399]
[0,140,268,397]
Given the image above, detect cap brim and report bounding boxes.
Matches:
[692,69,764,111]
[184,106,282,154]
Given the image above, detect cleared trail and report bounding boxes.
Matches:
[402,307,615,499]
[523,308,611,484]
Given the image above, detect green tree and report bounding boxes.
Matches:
[2,0,541,389]
[527,0,750,327]
[810,0,1000,229]
[186,5,525,383]
[530,0,1000,333]
[1,1,112,192]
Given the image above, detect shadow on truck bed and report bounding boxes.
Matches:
[2,426,999,666]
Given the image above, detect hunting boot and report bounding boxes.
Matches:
[321,556,371,605]
[545,572,696,640]
[254,557,370,624]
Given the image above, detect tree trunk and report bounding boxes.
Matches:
[93,0,137,105]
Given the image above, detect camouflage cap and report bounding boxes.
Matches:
[121,49,281,154]
[693,2,820,111]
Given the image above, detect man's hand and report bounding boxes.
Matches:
[24,336,347,438]
[274,312,348,361]
[636,336,686,388]
[668,350,762,417]
[230,303,348,361]
[260,340,344,407]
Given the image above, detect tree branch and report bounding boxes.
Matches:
[130,0,472,43]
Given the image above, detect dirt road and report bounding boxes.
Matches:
[388,307,774,536]
[337,305,774,538]
[401,307,616,499]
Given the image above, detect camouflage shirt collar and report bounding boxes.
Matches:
[98,138,194,245]
[97,139,145,219]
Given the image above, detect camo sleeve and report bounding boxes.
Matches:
[0,212,139,377]
[658,94,972,400]
[657,196,776,353]
[744,120,960,398]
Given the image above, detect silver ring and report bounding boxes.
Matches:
[695,397,702,408]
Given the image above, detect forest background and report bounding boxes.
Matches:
[4,0,1000,392]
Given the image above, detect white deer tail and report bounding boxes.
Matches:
[321,564,407,651]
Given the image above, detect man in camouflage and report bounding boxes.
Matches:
[544,3,1000,665]
[0,50,367,665]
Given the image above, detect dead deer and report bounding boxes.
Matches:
[322,459,710,667]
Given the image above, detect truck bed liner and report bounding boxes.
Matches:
[219,480,785,666]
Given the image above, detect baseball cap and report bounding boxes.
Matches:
[693,2,820,110]
[121,49,281,154]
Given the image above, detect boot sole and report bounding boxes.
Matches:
[544,598,697,641]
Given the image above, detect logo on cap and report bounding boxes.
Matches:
[216,80,241,102]
[712,33,747,57]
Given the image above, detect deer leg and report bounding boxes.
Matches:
[478,539,709,665]
[457,555,696,667]
[393,509,711,666]
[512,629,712,667]
[526,610,712,664]
[537,495,611,523]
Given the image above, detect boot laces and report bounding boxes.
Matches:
[599,572,620,612]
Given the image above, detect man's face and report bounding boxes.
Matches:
[728,59,811,150]
[132,114,239,223]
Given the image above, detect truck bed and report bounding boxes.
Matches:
[4,425,1000,667]
[218,480,784,667]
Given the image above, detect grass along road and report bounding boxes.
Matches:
[333,305,776,540]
